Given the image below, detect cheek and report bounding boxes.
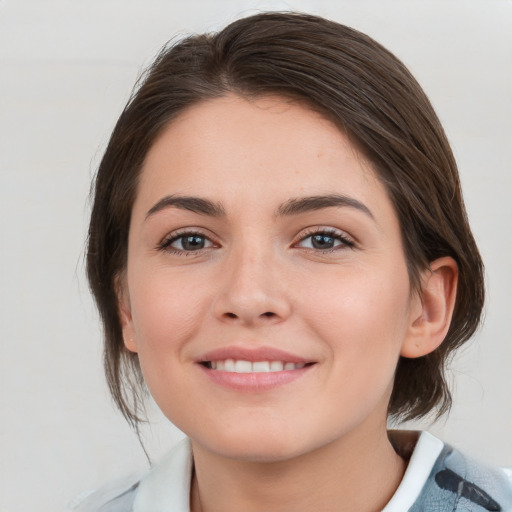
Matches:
[299,269,411,421]
[127,271,209,416]
[299,264,411,362]
[128,266,208,359]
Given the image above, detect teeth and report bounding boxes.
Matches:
[270,361,284,372]
[253,361,270,372]
[207,360,307,373]
[234,360,252,373]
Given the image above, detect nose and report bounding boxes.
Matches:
[212,246,292,327]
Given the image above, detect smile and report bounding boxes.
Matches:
[203,360,309,372]
[196,347,316,391]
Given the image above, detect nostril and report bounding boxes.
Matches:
[262,312,275,317]
[225,312,237,318]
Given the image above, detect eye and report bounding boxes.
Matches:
[159,231,215,253]
[296,229,354,251]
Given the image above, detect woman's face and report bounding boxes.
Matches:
[120,94,422,462]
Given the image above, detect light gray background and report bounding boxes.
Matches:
[0,1,511,511]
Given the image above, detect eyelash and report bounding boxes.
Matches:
[295,228,355,252]
[158,229,216,256]
[157,227,355,255]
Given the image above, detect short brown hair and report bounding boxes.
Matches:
[86,12,484,427]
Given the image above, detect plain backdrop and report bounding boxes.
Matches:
[0,1,511,511]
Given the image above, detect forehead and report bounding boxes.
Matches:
[135,94,394,223]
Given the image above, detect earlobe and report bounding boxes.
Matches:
[401,257,458,358]
[116,274,138,353]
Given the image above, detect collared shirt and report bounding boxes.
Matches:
[68,431,512,511]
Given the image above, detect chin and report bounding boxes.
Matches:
[191,422,311,463]
[183,422,302,462]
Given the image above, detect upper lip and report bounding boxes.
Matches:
[196,346,313,364]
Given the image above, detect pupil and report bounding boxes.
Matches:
[183,235,204,250]
[312,234,334,249]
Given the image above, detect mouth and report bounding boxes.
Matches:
[196,346,317,391]
[201,360,315,372]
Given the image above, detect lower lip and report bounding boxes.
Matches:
[197,364,314,392]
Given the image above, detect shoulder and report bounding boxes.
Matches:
[66,438,192,512]
[411,434,512,511]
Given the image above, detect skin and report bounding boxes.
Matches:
[119,94,457,512]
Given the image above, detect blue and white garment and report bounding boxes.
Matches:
[68,432,512,512]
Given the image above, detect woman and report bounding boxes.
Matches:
[76,12,511,512]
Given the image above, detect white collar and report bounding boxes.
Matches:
[134,431,443,512]
[134,438,192,512]
[382,431,443,511]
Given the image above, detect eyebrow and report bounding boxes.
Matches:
[146,195,226,219]
[276,194,374,219]
[146,193,373,220]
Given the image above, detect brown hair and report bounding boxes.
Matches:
[86,12,484,428]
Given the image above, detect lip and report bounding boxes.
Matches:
[196,346,311,364]
[195,345,316,392]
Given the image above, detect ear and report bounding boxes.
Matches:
[116,274,138,353]
[401,257,458,358]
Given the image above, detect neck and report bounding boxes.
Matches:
[190,423,406,512]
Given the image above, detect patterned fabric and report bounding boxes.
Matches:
[409,445,512,511]
[68,433,512,511]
